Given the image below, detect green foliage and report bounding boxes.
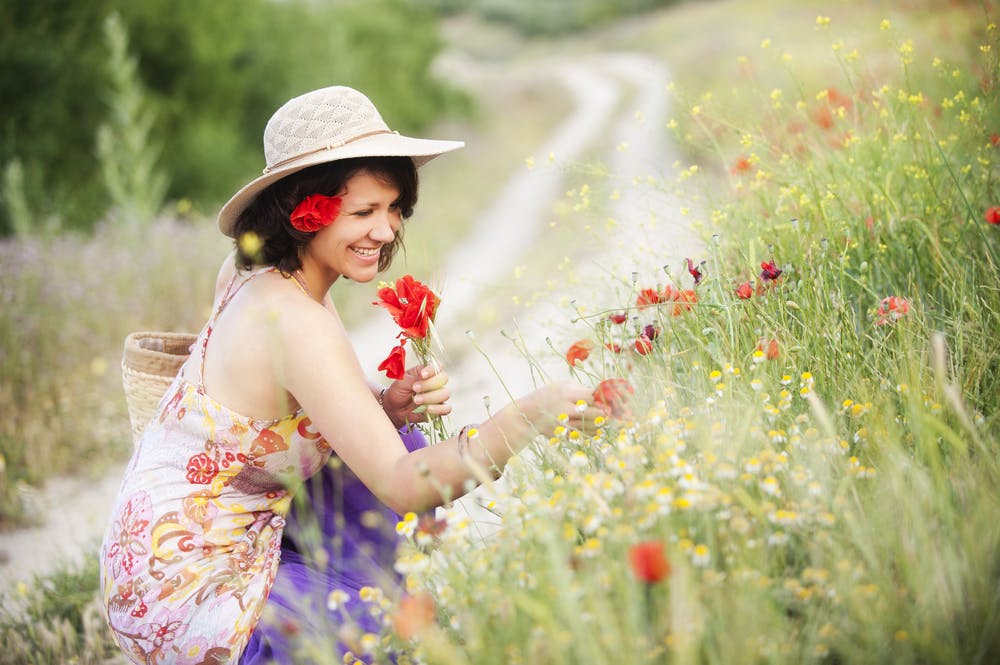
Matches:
[428,0,681,35]
[0,0,468,234]
[96,11,167,229]
[0,220,227,524]
[0,552,117,665]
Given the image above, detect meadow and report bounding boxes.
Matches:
[1,0,998,663]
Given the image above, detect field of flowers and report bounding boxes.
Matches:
[358,8,1000,665]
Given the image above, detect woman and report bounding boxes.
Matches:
[100,86,604,664]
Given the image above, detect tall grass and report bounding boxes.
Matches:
[337,5,998,665]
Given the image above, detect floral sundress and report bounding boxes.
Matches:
[100,268,333,664]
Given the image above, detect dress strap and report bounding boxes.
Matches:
[197,266,279,392]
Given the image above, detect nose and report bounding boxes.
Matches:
[369,211,397,243]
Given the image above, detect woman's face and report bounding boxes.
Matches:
[302,170,403,284]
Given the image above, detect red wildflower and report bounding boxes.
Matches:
[991,133,1000,147]
[760,259,783,282]
[566,339,595,366]
[812,104,834,130]
[985,206,1000,225]
[373,275,440,339]
[634,336,653,356]
[671,289,697,316]
[643,324,659,341]
[416,513,448,540]
[735,281,754,299]
[605,342,623,354]
[593,378,634,419]
[636,288,662,308]
[378,341,407,380]
[289,194,342,233]
[757,338,780,360]
[393,593,436,640]
[608,312,628,325]
[731,155,753,174]
[686,258,704,286]
[875,296,910,326]
[826,87,853,110]
[628,540,671,584]
[661,284,680,302]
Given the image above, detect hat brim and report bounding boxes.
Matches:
[217,132,464,237]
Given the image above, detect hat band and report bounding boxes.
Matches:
[261,129,400,175]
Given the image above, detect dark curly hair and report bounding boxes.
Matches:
[232,156,418,274]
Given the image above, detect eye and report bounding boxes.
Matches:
[353,209,373,217]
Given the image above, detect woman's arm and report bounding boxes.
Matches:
[276,300,600,515]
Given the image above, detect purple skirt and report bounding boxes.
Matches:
[240,426,427,664]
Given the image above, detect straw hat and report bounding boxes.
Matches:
[217,85,464,236]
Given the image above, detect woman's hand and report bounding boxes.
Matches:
[513,380,610,438]
[381,365,451,429]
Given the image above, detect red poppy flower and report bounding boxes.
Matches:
[686,258,704,286]
[605,342,623,354]
[671,289,697,316]
[643,324,659,341]
[634,336,653,355]
[593,378,634,419]
[812,104,834,130]
[417,513,448,539]
[378,341,407,380]
[566,339,595,366]
[991,133,1000,147]
[735,281,754,299]
[661,284,680,302]
[985,206,1000,225]
[628,540,671,583]
[875,296,910,326]
[757,338,780,360]
[760,259,783,282]
[289,194,342,233]
[185,453,219,485]
[731,155,753,174]
[636,288,662,308]
[373,275,440,339]
[393,593,436,640]
[608,312,628,325]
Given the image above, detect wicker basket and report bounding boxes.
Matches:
[122,331,198,446]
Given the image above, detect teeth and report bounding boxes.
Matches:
[352,247,379,257]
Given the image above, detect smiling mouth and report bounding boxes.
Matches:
[351,246,380,258]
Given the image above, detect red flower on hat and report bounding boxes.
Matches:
[566,339,595,366]
[593,378,634,419]
[373,275,440,340]
[628,540,671,584]
[378,341,407,380]
[985,206,1000,225]
[290,194,342,233]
